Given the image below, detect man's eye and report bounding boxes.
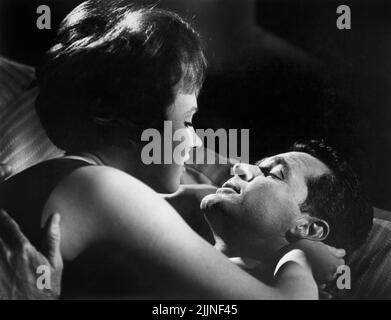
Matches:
[264,169,283,180]
[184,121,193,128]
[260,166,283,180]
[269,172,282,180]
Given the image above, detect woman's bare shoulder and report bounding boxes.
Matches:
[67,165,151,188]
[56,165,159,204]
[43,165,172,259]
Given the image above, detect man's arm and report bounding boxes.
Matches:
[0,210,63,300]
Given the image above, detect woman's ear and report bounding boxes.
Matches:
[286,216,330,243]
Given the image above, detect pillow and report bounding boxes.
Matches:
[374,207,391,222]
[0,56,35,106]
[0,56,63,176]
[331,218,391,299]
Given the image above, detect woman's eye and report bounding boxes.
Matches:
[184,121,193,128]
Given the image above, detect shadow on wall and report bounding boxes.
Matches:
[256,0,391,210]
[0,0,83,66]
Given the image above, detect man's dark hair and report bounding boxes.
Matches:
[291,140,373,252]
[36,0,206,152]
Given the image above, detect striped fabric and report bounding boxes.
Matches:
[331,218,391,299]
[0,56,63,175]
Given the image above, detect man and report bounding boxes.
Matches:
[198,140,373,285]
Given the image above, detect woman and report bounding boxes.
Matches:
[0,0,341,299]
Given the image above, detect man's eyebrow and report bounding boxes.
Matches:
[273,156,290,178]
[256,156,290,178]
[255,157,267,166]
[273,156,289,166]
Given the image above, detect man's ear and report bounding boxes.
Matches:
[286,216,330,243]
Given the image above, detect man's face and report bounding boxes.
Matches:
[201,152,330,259]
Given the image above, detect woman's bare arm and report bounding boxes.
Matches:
[42,166,317,299]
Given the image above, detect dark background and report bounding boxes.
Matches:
[0,0,390,210]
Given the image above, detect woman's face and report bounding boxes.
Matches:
[160,91,202,193]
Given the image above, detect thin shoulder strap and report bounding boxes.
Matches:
[63,153,105,166]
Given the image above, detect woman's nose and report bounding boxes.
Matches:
[188,127,203,149]
[232,163,261,181]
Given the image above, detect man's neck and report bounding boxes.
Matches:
[215,234,290,276]
[221,245,286,283]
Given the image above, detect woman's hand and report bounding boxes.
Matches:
[0,210,63,300]
[285,239,345,285]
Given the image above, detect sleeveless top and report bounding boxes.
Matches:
[0,156,99,248]
[0,156,206,298]
[0,156,178,298]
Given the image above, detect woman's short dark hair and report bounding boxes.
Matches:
[36,0,206,152]
[291,140,373,253]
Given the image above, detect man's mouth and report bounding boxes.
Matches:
[217,182,241,194]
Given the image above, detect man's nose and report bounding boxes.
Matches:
[232,163,261,181]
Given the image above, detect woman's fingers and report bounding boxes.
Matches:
[43,213,63,269]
